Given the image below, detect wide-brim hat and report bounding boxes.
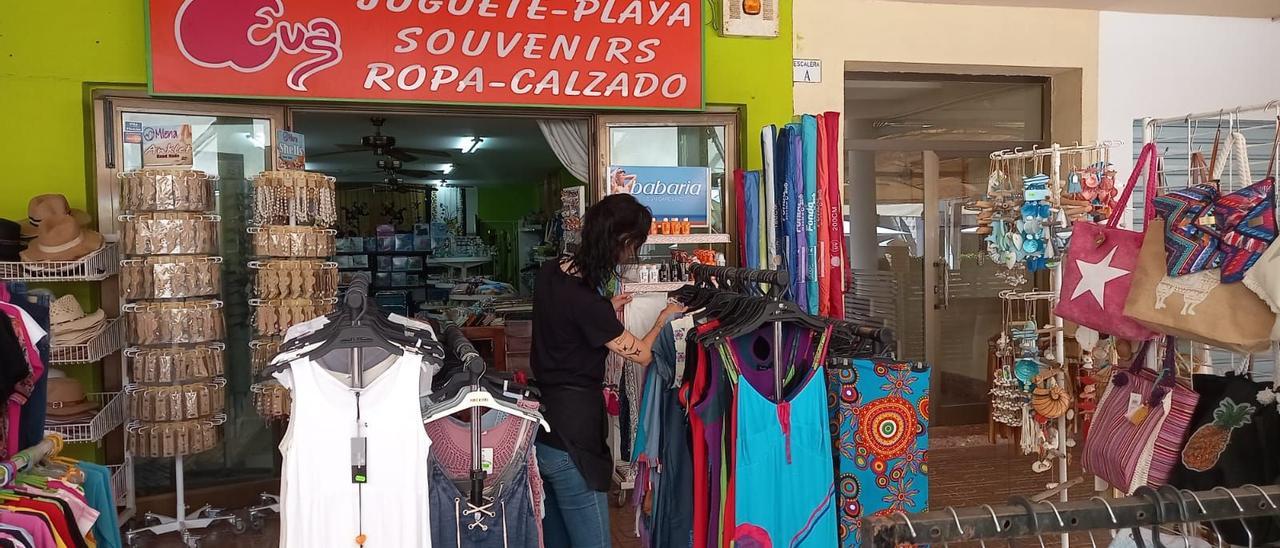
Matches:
[20,213,104,263]
[22,195,91,239]
[52,320,106,346]
[46,377,98,418]
[49,295,107,334]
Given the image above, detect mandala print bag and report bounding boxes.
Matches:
[1081,337,1198,493]
[1055,143,1160,341]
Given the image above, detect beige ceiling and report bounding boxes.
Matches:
[881,0,1280,18]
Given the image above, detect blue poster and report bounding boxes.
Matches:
[608,166,711,225]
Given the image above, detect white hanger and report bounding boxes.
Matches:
[422,386,550,432]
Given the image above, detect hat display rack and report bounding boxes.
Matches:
[0,195,119,281]
[117,168,241,544]
[0,195,132,529]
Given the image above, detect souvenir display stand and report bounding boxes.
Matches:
[986,141,1125,548]
[118,169,239,547]
[245,170,339,530]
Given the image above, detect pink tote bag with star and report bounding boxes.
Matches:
[1055,143,1160,341]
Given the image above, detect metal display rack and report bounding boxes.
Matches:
[862,484,1280,547]
[44,391,125,443]
[50,318,126,365]
[0,243,119,281]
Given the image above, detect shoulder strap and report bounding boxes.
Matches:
[1108,143,1158,229]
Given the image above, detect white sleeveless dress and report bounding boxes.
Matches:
[277,351,433,547]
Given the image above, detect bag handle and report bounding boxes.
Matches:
[1113,336,1179,408]
[1267,117,1279,181]
[1207,126,1223,183]
[1189,151,1211,186]
[1213,131,1252,186]
[1108,142,1159,229]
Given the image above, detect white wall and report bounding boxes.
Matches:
[1098,12,1280,180]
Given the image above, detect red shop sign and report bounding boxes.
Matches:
[147,0,703,109]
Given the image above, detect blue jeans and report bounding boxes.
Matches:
[536,442,611,548]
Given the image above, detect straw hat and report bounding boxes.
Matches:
[45,377,98,419]
[20,213,104,263]
[21,195,91,239]
[49,295,106,338]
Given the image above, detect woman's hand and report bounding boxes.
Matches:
[661,301,687,321]
[611,293,634,312]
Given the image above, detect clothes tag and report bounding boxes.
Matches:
[351,436,368,483]
[481,448,494,474]
[1200,214,1217,227]
[1126,392,1143,415]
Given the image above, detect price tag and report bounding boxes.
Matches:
[481,448,494,474]
[351,437,368,483]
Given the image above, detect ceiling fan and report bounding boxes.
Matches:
[326,158,443,180]
[310,117,452,163]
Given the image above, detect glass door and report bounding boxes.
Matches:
[94,95,285,507]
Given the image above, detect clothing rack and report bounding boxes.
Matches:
[439,322,489,508]
[687,263,793,400]
[0,434,62,486]
[861,484,1280,547]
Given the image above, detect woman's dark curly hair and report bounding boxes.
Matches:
[570,193,652,292]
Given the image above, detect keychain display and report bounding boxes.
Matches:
[250,339,282,376]
[119,169,216,212]
[126,379,227,422]
[126,344,225,384]
[123,299,225,346]
[1018,173,1055,272]
[250,298,337,337]
[252,171,338,227]
[249,225,336,257]
[121,256,222,299]
[250,260,339,299]
[251,380,291,420]
[127,416,224,458]
[120,212,220,255]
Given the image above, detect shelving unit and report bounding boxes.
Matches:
[0,240,131,522]
[50,318,125,365]
[620,281,689,293]
[643,233,731,245]
[44,391,125,443]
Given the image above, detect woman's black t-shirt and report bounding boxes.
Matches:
[531,259,625,491]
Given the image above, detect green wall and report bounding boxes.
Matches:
[0,2,148,222]
[0,1,792,221]
[705,1,794,171]
[477,183,540,222]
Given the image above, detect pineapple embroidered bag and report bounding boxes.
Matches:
[1169,360,1280,546]
[1055,143,1160,341]
[1081,337,1198,493]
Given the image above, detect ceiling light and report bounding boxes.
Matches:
[462,137,483,154]
[443,163,454,174]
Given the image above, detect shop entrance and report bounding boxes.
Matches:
[844,73,1051,426]
[92,92,739,517]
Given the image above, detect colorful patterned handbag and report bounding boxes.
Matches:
[1055,143,1160,341]
[1081,337,1198,493]
[1201,129,1279,283]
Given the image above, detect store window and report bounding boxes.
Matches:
[95,95,286,500]
[596,114,737,237]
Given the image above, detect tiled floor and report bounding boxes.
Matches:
[137,430,1096,547]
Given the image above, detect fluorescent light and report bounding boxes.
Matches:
[462,137,483,154]
[443,163,454,174]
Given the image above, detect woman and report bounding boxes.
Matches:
[531,193,684,547]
